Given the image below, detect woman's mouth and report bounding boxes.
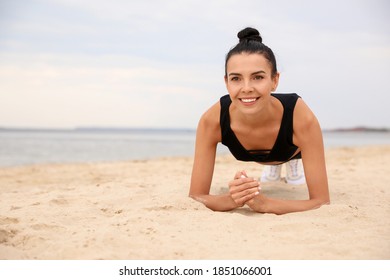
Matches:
[239,97,260,105]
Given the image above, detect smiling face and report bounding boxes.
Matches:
[225,52,279,114]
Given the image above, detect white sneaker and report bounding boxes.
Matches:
[286,159,306,185]
[260,165,282,182]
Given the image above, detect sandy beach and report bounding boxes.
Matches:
[0,145,389,260]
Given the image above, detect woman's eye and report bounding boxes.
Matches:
[230,77,239,81]
[254,75,264,80]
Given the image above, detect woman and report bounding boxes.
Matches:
[189,27,330,215]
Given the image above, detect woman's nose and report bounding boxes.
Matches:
[241,80,254,93]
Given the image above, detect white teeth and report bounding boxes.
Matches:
[241,98,257,103]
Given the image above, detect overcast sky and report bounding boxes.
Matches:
[0,0,389,130]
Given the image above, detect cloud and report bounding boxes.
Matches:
[0,52,223,128]
[0,0,389,128]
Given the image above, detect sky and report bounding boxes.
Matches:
[0,0,389,130]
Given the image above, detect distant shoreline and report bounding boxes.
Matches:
[322,126,390,133]
[1,126,389,133]
[0,127,196,133]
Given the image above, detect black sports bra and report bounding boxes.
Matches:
[220,93,302,163]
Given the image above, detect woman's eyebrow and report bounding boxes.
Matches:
[251,70,266,75]
[228,70,266,76]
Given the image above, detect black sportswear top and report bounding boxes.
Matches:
[220,93,302,163]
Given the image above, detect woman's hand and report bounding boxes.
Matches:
[245,194,269,213]
[228,171,261,207]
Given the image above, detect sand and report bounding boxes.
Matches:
[0,145,389,260]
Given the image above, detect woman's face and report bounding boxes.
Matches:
[225,52,279,113]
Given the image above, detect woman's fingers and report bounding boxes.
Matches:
[234,170,245,180]
[231,186,259,202]
[228,173,261,206]
[230,182,260,198]
[229,177,260,192]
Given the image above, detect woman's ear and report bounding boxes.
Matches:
[272,72,280,91]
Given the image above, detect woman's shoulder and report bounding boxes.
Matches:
[293,98,320,133]
[197,100,222,143]
[199,100,221,127]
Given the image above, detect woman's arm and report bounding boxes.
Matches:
[189,103,259,211]
[246,99,330,214]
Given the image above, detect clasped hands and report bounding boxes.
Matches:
[228,171,267,212]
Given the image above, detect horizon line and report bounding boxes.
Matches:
[0,125,389,133]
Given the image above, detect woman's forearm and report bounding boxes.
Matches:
[190,193,238,211]
[247,195,330,215]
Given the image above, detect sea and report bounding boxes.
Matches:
[0,128,389,167]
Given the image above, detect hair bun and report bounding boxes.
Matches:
[237,27,262,43]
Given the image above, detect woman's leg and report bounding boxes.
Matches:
[285,159,306,185]
[260,164,282,182]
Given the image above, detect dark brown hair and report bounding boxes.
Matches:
[225,27,277,77]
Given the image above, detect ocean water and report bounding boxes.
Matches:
[0,129,198,167]
[0,129,389,167]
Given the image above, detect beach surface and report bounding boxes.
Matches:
[0,145,389,260]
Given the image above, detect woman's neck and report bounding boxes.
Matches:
[231,95,281,128]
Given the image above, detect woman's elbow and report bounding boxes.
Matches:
[189,193,207,205]
[312,198,330,210]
